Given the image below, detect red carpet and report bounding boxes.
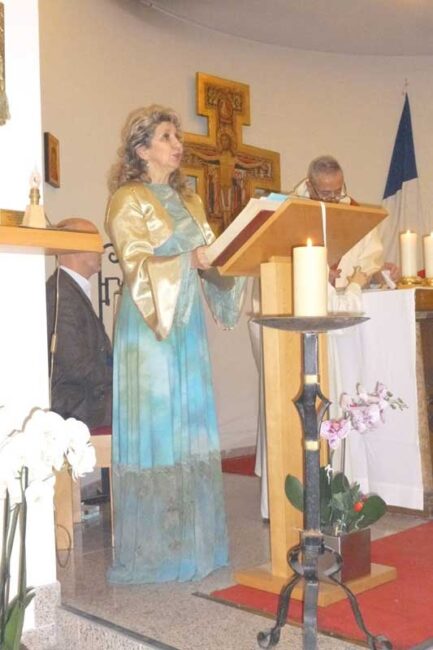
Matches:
[211,522,433,650]
[221,454,256,476]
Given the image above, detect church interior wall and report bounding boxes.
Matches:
[0,0,57,629]
[38,0,433,451]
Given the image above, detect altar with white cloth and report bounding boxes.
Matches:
[330,287,433,512]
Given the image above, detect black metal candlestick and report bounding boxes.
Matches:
[255,315,392,650]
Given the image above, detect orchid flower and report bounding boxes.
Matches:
[320,417,351,449]
[321,382,407,450]
[0,406,96,649]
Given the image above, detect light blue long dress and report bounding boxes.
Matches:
[108,184,245,584]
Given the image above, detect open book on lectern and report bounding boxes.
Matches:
[207,195,388,277]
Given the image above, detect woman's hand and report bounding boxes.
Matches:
[191,246,212,270]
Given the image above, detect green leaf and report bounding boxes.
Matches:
[356,495,387,528]
[285,475,304,512]
[2,589,35,650]
[3,600,26,650]
[331,492,347,512]
[331,472,351,494]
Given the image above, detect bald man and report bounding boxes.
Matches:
[46,218,112,428]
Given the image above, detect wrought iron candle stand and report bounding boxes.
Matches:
[255,315,392,650]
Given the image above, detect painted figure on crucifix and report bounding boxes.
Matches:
[187,127,271,230]
[183,73,280,236]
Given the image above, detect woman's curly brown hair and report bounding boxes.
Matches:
[108,104,191,197]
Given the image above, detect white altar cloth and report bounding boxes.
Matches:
[330,288,423,510]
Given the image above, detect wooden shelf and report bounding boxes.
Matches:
[0,225,103,254]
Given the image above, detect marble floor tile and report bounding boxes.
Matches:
[57,473,428,650]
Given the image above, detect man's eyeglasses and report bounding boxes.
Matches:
[309,180,348,203]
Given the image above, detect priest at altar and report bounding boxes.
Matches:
[252,154,402,519]
[290,155,400,286]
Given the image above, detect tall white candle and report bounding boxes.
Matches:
[400,230,418,277]
[424,233,433,279]
[293,240,328,316]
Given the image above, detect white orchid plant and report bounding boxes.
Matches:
[0,406,96,650]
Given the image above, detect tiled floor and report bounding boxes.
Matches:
[57,473,427,650]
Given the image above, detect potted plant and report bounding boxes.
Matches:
[0,406,96,650]
[285,382,406,582]
[285,465,386,581]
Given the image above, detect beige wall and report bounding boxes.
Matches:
[38,0,433,450]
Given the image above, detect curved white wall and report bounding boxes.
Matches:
[38,0,433,450]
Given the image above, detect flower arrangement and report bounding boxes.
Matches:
[285,382,406,536]
[285,465,386,535]
[0,407,96,650]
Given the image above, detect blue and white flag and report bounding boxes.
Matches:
[380,94,427,268]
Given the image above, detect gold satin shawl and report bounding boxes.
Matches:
[105,182,214,340]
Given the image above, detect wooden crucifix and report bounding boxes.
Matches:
[183,72,281,236]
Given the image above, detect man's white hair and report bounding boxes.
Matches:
[307,155,343,182]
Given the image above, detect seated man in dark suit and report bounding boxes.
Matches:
[46,217,112,428]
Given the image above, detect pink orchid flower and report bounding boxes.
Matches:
[322,382,406,451]
[320,417,352,449]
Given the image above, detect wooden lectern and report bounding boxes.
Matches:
[215,198,397,605]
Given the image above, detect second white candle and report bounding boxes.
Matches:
[400,230,418,277]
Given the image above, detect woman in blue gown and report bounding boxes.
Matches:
[105,105,245,584]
